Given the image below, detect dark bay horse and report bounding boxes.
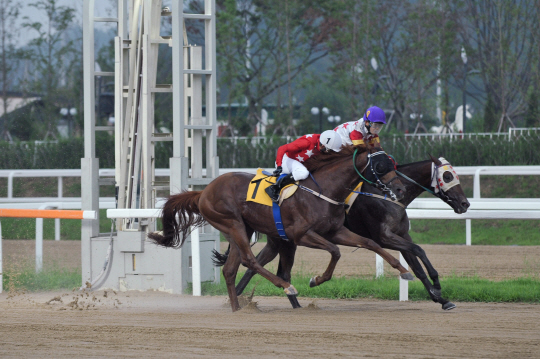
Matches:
[226,156,470,310]
[149,146,411,312]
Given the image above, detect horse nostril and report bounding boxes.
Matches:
[462,201,470,209]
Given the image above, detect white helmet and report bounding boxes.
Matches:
[319,130,342,152]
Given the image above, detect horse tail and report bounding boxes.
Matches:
[211,244,230,267]
[148,191,206,248]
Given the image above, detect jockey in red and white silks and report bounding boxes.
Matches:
[334,106,386,149]
[275,130,342,181]
[265,130,342,203]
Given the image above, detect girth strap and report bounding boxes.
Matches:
[272,201,289,241]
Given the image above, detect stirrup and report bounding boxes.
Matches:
[265,185,280,203]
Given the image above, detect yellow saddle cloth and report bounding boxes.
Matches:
[246,168,298,207]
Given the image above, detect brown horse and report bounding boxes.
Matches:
[149,145,411,312]
[225,156,469,310]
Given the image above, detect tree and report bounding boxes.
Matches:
[458,0,539,131]
[216,0,339,135]
[0,0,21,140]
[22,0,76,139]
[327,0,461,133]
[525,88,539,127]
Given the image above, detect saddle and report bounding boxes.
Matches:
[246,168,298,207]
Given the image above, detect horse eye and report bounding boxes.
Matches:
[443,172,454,183]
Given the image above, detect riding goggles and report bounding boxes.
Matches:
[368,122,384,134]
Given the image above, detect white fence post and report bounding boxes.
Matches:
[55,177,63,241]
[35,217,43,273]
[191,226,201,296]
[399,253,409,301]
[375,254,384,278]
[468,168,485,246]
[0,220,3,293]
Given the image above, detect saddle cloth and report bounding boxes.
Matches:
[344,182,363,214]
[246,168,298,207]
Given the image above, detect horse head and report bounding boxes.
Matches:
[360,147,405,201]
[429,155,470,214]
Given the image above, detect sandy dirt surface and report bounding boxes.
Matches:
[0,290,539,358]
[3,240,540,280]
[1,241,540,357]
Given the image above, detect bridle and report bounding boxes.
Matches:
[396,158,460,203]
[353,149,399,200]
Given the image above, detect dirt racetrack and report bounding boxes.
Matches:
[1,291,539,358]
[1,240,540,358]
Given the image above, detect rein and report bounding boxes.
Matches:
[396,170,436,196]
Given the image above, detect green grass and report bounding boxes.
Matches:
[193,274,540,303]
[4,266,539,304]
[3,265,81,292]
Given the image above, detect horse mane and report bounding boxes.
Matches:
[304,145,367,173]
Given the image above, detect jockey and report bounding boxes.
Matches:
[265,130,342,203]
[334,106,386,149]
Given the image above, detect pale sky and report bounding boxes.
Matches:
[18,0,97,46]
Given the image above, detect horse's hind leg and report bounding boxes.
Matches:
[236,236,281,296]
[221,234,243,311]
[276,238,297,284]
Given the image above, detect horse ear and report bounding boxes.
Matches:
[429,153,442,166]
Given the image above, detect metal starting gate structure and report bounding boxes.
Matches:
[82,0,219,293]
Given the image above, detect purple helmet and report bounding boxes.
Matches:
[364,106,386,124]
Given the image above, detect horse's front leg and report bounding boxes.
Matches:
[296,229,341,287]
[400,233,456,310]
[330,227,414,280]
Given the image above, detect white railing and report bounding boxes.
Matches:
[2,166,539,243]
[2,166,540,199]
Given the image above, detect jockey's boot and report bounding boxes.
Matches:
[265,173,295,203]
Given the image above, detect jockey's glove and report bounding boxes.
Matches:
[273,166,283,176]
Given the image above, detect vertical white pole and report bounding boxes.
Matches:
[399,253,409,301]
[0,220,3,293]
[36,218,43,273]
[466,220,472,246]
[191,226,201,296]
[56,177,63,241]
[467,168,483,246]
[375,254,384,278]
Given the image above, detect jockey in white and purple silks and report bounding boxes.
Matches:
[334,106,387,149]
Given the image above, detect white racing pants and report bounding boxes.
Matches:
[280,154,309,181]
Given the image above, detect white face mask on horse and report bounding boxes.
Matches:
[431,157,460,193]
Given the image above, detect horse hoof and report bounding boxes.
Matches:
[442,302,456,311]
[309,277,317,288]
[287,294,302,309]
[284,285,298,296]
[400,272,414,281]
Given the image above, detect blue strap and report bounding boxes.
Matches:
[270,174,289,240]
[272,201,289,241]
